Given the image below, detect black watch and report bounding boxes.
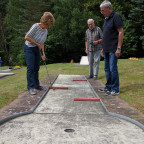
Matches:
[117,47,121,50]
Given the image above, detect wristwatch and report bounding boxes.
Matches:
[117,47,121,50]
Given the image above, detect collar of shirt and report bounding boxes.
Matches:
[89,27,95,31]
[106,10,115,20]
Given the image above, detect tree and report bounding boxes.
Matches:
[1,0,143,65]
[121,18,138,58]
[0,0,9,64]
[4,0,50,65]
[45,0,103,63]
[128,0,144,56]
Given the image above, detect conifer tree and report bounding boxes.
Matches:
[0,0,9,62]
[129,0,144,55]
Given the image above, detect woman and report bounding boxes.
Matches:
[24,12,55,95]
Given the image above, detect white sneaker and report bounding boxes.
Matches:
[105,91,119,96]
[28,89,37,95]
[111,91,119,96]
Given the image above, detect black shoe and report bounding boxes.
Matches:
[98,88,110,93]
[28,89,37,95]
[105,91,111,96]
[36,86,46,91]
[87,75,93,79]
[94,76,98,80]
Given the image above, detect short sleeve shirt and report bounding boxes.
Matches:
[102,11,123,53]
[85,26,103,52]
[25,23,48,47]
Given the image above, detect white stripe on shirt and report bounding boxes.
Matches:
[25,23,48,47]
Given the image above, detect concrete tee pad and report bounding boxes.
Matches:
[0,72,15,78]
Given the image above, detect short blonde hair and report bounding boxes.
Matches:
[40,12,55,26]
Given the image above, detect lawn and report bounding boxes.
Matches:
[0,59,144,114]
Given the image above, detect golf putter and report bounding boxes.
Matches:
[43,61,68,90]
[43,61,52,87]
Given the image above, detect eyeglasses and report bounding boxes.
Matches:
[100,8,107,13]
[88,23,94,26]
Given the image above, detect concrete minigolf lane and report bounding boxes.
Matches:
[0,73,15,78]
[0,74,144,144]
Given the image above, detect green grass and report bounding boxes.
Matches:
[0,66,10,70]
[0,60,144,114]
[118,60,144,113]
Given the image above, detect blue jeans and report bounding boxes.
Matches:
[104,52,119,92]
[24,44,40,90]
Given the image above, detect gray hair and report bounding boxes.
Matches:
[87,19,94,24]
[100,0,112,8]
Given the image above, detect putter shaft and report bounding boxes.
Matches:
[44,61,52,87]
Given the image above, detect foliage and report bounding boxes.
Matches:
[0,0,9,63]
[4,0,50,65]
[0,0,144,65]
[128,0,144,55]
[121,18,137,58]
[110,0,133,17]
[45,0,103,63]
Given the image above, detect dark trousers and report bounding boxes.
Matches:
[24,44,40,90]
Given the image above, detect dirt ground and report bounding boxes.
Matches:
[0,74,144,125]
